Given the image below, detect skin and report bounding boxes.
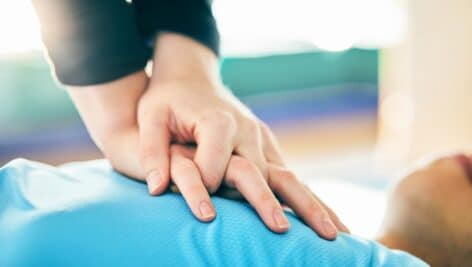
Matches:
[376,154,472,267]
[67,33,349,238]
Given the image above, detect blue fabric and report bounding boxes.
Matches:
[0,159,428,267]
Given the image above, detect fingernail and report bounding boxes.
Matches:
[273,208,290,230]
[199,201,215,220]
[147,170,162,194]
[322,218,338,237]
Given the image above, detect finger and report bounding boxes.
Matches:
[168,146,247,202]
[260,122,285,167]
[268,164,338,240]
[323,204,350,234]
[225,156,290,233]
[194,111,236,193]
[171,146,216,222]
[138,106,171,195]
[234,122,269,179]
[304,184,350,233]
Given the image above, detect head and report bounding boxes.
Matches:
[377,154,472,267]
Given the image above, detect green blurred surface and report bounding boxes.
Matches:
[221,49,378,97]
[0,49,378,135]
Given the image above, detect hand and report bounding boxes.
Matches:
[74,105,348,239]
[137,33,348,237]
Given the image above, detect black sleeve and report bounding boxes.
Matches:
[32,0,151,86]
[133,0,220,56]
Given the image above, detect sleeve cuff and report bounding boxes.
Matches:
[33,0,151,86]
[134,0,220,56]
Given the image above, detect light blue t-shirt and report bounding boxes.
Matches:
[0,159,428,267]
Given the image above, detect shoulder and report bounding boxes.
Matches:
[0,159,427,267]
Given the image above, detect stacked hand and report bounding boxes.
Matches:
[68,33,348,238]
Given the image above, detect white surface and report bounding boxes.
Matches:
[288,149,392,238]
[308,179,387,238]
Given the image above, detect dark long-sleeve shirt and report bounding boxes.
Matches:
[32,0,219,86]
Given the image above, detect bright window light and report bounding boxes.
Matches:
[0,1,42,54]
[214,0,407,54]
[0,1,406,55]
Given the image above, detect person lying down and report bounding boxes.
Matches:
[1,154,471,267]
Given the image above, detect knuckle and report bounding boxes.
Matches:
[243,120,260,133]
[257,191,276,206]
[306,201,325,218]
[278,169,298,183]
[231,157,258,174]
[259,165,269,179]
[202,110,236,130]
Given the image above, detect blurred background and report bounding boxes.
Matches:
[0,0,471,237]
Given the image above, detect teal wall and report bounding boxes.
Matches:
[222,49,378,97]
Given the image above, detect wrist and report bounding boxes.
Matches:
[151,33,221,85]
